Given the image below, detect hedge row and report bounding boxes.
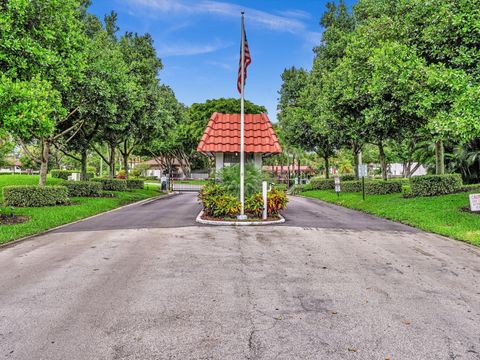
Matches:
[64,181,102,197]
[51,170,95,180]
[309,178,335,190]
[126,179,144,189]
[341,180,363,192]
[409,174,462,197]
[301,179,404,195]
[365,181,403,195]
[339,174,356,181]
[3,186,70,207]
[92,178,128,191]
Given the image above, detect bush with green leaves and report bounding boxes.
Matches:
[309,177,335,190]
[409,174,463,197]
[51,170,94,180]
[64,181,102,197]
[273,183,287,192]
[3,185,69,207]
[126,179,144,189]
[288,184,305,195]
[340,174,356,181]
[341,180,362,192]
[92,178,127,191]
[199,183,241,217]
[365,181,403,195]
[267,188,288,215]
[199,181,287,218]
[217,163,264,197]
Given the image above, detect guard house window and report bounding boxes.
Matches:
[223,152,254,166]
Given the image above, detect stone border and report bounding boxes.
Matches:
[196,210,285,226]
[0,192,179,250]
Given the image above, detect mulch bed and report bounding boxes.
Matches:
[460,206,480,215]
[201,214,281,222]
[0,215,30,225]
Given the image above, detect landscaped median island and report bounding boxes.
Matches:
[294,174,480,246]
[197,164,288,224]
[0,175,163,245]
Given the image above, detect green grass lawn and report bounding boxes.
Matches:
[301,189,480,246]
[0,175,162,245]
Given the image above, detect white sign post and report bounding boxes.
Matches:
[334,176,341,197]
[262,181,268,220]
[358,164,367,178]
[470,194,480,212]
[358,164,367,200]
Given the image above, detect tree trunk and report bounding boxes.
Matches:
[403,161,409,178]
[123,154,129,179]
[39,139,50,187]
[122,141,129,179]
[378,142,387,181]
[352,142,360,179]
[80,149,88,181]
[324,155,330,179]
[297,158,301,184]
[435,140,445,175]
[109,144,116,178]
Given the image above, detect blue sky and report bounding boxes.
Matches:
[88,0,355,121]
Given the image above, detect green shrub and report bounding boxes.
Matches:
[267,188,288,215]
[116,170,127,179]
[217,163,264,197]
[51,170,94,180]
[309,177,335,190]
[245,193,263,217]
[410,174,462,197]
[92,178,127,191]
[199,183,241,217]
[126,179,144,189]
[245,188,288,217]
[200,182,287,218]
[273,183,287,192]
[3,185,69,207]
[64,181,102,197]
[340,173,356,181]
[365,181,403,195]
[288,184,305,195]
[341,180,362,192]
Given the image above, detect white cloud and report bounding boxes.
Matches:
[125,0,309,34]
[206,60,233,70]
[158,39,232,56]
[277,9,311,19]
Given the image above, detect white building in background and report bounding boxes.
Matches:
[0,158,22,174]
[389,163,428,177]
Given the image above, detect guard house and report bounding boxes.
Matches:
[197,112,282,172]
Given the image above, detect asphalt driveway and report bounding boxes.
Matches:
[0,193,479,359]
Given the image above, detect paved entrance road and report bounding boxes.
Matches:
[1,193,479,359]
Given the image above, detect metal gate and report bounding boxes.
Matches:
[171,182,203,192]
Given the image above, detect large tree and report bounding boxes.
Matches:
[0,0,87,185]
[116,32,164,178]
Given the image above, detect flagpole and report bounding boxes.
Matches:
[239,11,246,219]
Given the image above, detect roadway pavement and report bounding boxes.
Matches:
[0,192,479,359]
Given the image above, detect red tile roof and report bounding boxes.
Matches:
[197,112,282,154]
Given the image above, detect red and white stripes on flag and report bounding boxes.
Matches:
[237,23,251,94]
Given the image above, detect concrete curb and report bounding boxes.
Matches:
[196,210,285,226]
[0,191,179,250]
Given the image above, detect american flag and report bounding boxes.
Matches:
[237,23,251,94]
